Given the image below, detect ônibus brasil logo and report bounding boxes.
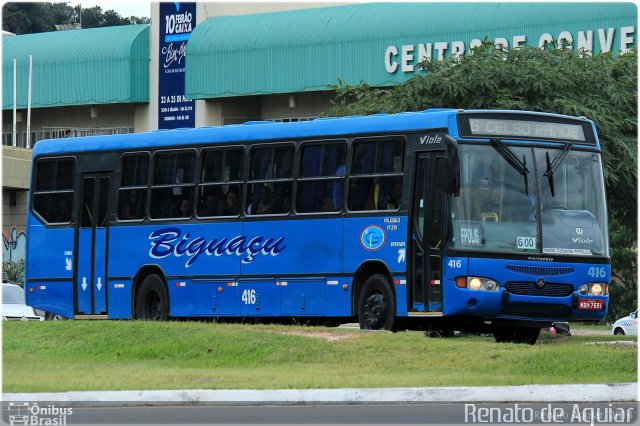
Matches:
[149,227,286,267]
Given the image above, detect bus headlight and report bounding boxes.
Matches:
[485,280,498,291]
[456,277,500,291]
[469,278,482,290]
[579,283,608,295]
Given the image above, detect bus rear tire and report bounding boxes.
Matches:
[135,274,168,321]
[357,274,396,331]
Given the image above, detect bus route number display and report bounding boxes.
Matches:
[467,118,586,142]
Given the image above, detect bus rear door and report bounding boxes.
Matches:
[75,173,111,317]
[410,152,446,314]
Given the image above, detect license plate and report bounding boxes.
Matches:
[578,299,603,310]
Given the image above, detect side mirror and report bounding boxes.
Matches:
[443,135,460,194]
[631,311,637,319]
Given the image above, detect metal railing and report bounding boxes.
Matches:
[2,126,134,149]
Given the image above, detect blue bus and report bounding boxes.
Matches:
[25,109,610,343]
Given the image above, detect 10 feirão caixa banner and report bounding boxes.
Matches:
[159,2,196,129]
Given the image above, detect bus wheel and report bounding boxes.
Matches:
[45,312,66,321]
[358,274,395,331]
[135,274,168,321]
[513,327,540,345]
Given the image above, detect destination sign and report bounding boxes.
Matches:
[458,114,595,144]
[469,118,585,141]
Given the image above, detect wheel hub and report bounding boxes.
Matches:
[364,292,386,328]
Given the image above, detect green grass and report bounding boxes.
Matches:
[570,323,612,330]
[2,321,637,393]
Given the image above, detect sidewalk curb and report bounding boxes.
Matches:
[3,383,637,405]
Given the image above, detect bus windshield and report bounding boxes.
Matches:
[449,144,608,257]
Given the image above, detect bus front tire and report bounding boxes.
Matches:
[135,274,168,321]
[493,326,515,343]
[495,326,540,345]
[513,327,540,345]
[357,274,396,332]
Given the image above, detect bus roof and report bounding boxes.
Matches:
[32,109,596,157]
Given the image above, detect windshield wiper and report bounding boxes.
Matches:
[490,138,530,195]
[544,142,573,197]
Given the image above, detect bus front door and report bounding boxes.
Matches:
[410,153,445,313]
[75,174,110,317]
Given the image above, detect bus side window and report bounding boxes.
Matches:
[150,151,195,219]
[296,141,346,214]
[33,158,75,224]
[198,148,244,217]
[247,145,294,215]
[348,138,404,211]
[118,153,148,221]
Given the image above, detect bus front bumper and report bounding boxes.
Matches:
[447,288,608,323]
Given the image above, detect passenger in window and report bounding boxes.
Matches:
[178,198,191,218]
[252,186,274,215]
[332,164,346,210]
[320,197,335,212]
[120,190,140,220]
[200,192,219,217]
[53,198,71,222]
[223,190,241,216]
[386,180,403,209]
[281,197,291,214]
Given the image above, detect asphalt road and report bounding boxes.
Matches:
[6,402,638,425]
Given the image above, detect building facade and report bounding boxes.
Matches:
[2,2,636,261]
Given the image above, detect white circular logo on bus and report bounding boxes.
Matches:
[360,225,386,251]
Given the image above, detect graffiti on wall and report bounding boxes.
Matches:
[3,227,26,262]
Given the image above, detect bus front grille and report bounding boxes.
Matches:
[505,265,574,276]
[505,282,574,297]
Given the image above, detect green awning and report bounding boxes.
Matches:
[185,2,635,99]
[3,24,149,110]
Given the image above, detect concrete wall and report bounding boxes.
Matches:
[2,146,31,190]
[2,146,30,262]
[27,104,135,129]
[261,92,335,120]
[2,204,28,262]
[2,188,28,232]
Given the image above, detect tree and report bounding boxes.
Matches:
[2,2,149,34]
[3,260,25,287]
[328,42,637,322]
